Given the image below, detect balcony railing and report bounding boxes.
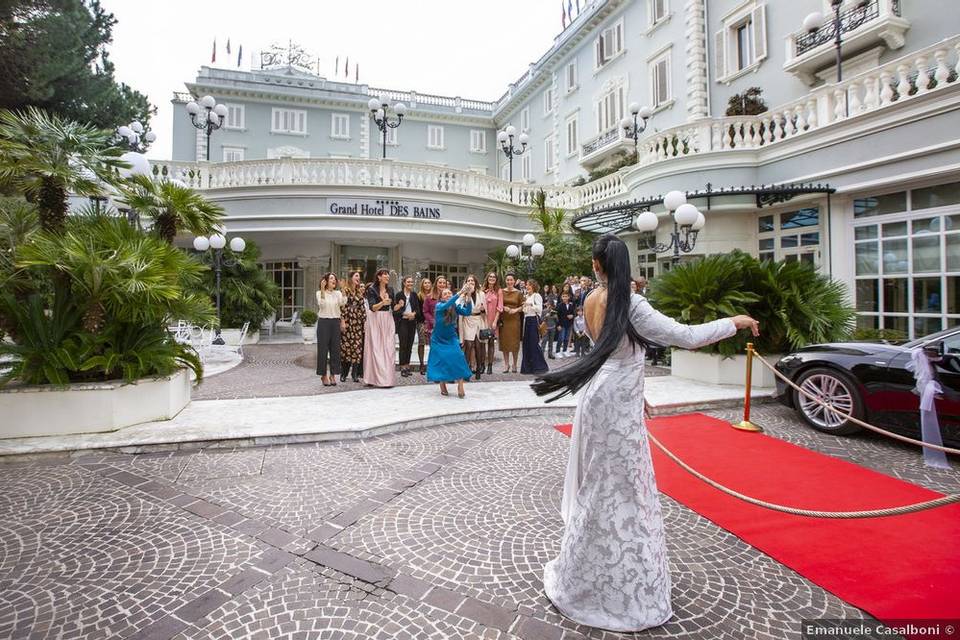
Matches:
[634,35,960,167]
[150,158,625,210]
[794,0,885,56]
[579,126,632,165]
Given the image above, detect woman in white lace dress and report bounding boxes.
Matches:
[532,234,759,632]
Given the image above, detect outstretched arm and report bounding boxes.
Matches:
[630,295,750,349]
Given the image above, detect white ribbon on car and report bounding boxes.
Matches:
[909,348,952,469]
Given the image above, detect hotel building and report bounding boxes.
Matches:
[162,0,960,338]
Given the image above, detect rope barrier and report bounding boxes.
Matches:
[752,351,960,456]
[635,343,960,518]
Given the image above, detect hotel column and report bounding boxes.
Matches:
[300,256,330,312]
[685,0,709,120]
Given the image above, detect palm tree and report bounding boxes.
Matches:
[484,246,514,281]
[0,108,125,233]
[528,188,567,235]
[119,174,224,244]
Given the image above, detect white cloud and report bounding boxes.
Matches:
[100,0,564,159]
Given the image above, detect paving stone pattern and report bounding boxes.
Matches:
[192,344,670,400]
[0,404,955,639]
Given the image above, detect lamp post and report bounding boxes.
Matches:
[185,95,228,162]
[803,0,870,83]
[116,121,157,154]
[368,96,406,160]
[619,102,653,160]
[506,233,545,280]
[633,190,705,267]
[193,233,246,344]
[497,125,530,182]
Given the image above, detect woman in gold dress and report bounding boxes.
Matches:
[498,272,523,373]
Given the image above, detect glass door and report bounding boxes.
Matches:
[338,245,390,286]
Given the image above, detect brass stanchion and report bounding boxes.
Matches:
[732,342,763,432]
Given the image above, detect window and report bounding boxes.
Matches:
[427,125,445,149]
[636,234,658,278]
[566,114,579,156]
[331,113,350,139]
[649,0,668,25]
[715,3,767,81]
[544,136,556,173]
[520,107,530,132]
[424,263,468,290]
[595,19,624,68]
[543,87,554,115]
[521,152,532,182]
[757,207,820,266]
[650,51,671,108]
[596,85,625,133]
[261,261,304,321]
[271,108,307,134]
[384,125,398,146]
[224,104,244,130]
[222,146,244,162]
[565,61,578,93]
[469,130,486,153]
[854,181,960,339]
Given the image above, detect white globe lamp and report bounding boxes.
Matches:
[117,125,133,138]
[620,116,633,131]
[505,125,517,137]
[193,236,210,251]
[185,101,200,116]
[213,104,228,118]
[144,131,157,143]
[130,121,144,133]
[638,105,653,119]
[367,97,381,111]
[119,151,150,178]
[229,237,246,252]
[531,242,545,257]
[209,233,227,250]
[674,203,700,227]
[692,211,706,231]
[664,190,687,212]
[394,102,406,115]
[506,244,520,258]
[803,11,825,33]
[199,95,216,109]
[518,133,530,145]
[522,233,536,246]
[634,211,659,232]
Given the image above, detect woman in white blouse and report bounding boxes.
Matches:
[520,279,549,374]
[316,272,345,386]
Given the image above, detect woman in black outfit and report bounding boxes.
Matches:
[393,275,422,377]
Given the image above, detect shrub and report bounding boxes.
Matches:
[852,327,908,343]
[649,251,855,357]
[300,309,318,326]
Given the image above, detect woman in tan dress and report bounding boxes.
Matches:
[499,272,523,373]
[457,273,486,380]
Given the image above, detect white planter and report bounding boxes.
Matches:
[219,328,260,345]
[302,325,316,343]
[0,369,191,438]
[670,350,782,389]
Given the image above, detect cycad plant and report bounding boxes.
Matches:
[528,188,567,235]
[119,173,223,243]
[649,251,854,356]
[0,108,125,232]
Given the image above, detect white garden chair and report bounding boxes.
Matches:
[274,311,301,334]
[210,321,249,360]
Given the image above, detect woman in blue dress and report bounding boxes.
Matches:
[427,283,475,398]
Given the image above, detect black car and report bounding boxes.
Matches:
[774,327,960,448]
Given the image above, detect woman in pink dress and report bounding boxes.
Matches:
[482,272,503,376]
[417,277,438,375]
[362,269,398,387]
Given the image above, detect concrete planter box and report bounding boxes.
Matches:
[671,350,782,389]
[219,328,260,345]
[302,325,316,343]
[0,369,191,438]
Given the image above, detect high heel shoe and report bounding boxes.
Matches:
[486,363,493,375]
[340,370,348,383]
[474,369,481,381]
[440,383,449,396]
[419,364,426,375]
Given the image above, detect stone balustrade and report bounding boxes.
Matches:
[637,35,960,166]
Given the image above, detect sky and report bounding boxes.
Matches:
[100,0,572,159]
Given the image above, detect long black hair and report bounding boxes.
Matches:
[531,233,650,402]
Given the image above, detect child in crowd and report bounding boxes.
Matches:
[572,307,591,357]
[540,300,558,359]
[555,292,575,357]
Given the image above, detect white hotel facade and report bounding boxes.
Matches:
[162,0,960,339]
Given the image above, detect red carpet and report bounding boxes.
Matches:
[554,414,960,635]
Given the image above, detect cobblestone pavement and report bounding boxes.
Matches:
[193,344,671,400]
[0,404,956,640]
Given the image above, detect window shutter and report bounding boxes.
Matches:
[596,37,603,67]
[714,29,726,80]
[615,24,622,54]
[752,4,767,62]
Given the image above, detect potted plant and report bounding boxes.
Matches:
[300,309,317,343]
[649,251,855,387]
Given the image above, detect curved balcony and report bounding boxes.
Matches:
[629,35,959,176]
[150,157,627,211]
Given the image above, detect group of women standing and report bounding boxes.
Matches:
[312,270,549,393]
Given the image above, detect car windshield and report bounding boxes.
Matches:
[903,327,960,348]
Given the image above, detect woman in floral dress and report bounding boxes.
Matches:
[339,271,366,383]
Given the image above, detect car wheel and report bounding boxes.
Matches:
[793,367,864,436]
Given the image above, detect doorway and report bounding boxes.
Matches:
[338,245,391,285]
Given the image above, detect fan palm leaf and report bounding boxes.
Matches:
[119,174,223,244]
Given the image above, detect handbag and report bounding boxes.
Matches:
[478,327,494,341]
[538,319,548,338]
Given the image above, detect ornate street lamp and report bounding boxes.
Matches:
[634,190,705,266]
[368,96,406,160]
[497,125,530,182]
[185,95,228,162]
[193,233,246,344]
[620,102,653,160]
[506,233,545,279]
[802,0,870,84]
[116,120,157,153]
